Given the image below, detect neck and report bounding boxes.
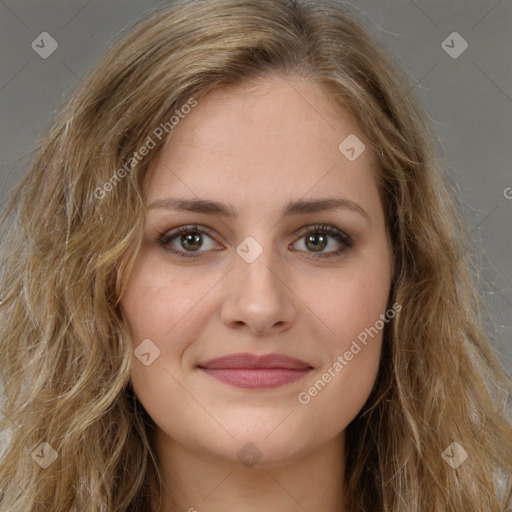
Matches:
[151,432,346,512]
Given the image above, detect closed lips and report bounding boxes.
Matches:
[197,353,313,370]
[197,353,314,389]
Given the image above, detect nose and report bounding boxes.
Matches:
[219,241,299,336]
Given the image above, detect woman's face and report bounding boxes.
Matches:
[121,75,392,468]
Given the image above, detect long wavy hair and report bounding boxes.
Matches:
[1,0,511,510]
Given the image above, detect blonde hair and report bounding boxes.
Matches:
[1,0,510,510]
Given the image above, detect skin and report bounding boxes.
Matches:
[120,74,392,512]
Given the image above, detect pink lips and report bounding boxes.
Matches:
[198,353,313,389]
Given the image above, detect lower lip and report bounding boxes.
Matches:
[200,368,312,389]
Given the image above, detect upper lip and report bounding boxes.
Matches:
[197,352,313,370]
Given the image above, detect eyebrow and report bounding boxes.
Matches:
[147,196,371,224]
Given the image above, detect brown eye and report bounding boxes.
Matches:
[179,232,203,251]
[157,223,353,261]
[158,224,222,259]
[304,232,328,252]
[291,224,353,260]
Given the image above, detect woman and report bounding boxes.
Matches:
[0,0,510,510]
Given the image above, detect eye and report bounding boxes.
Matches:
[290,223,353,260]
[157,223,354,260]
[157,224,223,259]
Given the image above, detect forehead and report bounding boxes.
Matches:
[159,75,356,158]
[145,76,379,218]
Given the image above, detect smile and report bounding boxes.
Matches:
[197,352,314,389]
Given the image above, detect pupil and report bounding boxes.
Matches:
[306,233,327,252]
[182,233,202,251]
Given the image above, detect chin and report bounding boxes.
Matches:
[187,419,322,469]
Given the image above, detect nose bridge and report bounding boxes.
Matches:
[234,233,285,302]
[219,232,298,334]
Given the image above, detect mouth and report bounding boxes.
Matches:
[197,352,314,389]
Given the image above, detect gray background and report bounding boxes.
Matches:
[0,0,511,372]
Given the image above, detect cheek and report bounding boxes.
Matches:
[121,253,190,397]
[299,343,382,445]
[121,250,202,343]
[314,252,391,350]
[122,251,224,414]
[297,314,385,443]
[296,250,390,431]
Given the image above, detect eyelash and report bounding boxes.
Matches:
[157,223,354,260]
